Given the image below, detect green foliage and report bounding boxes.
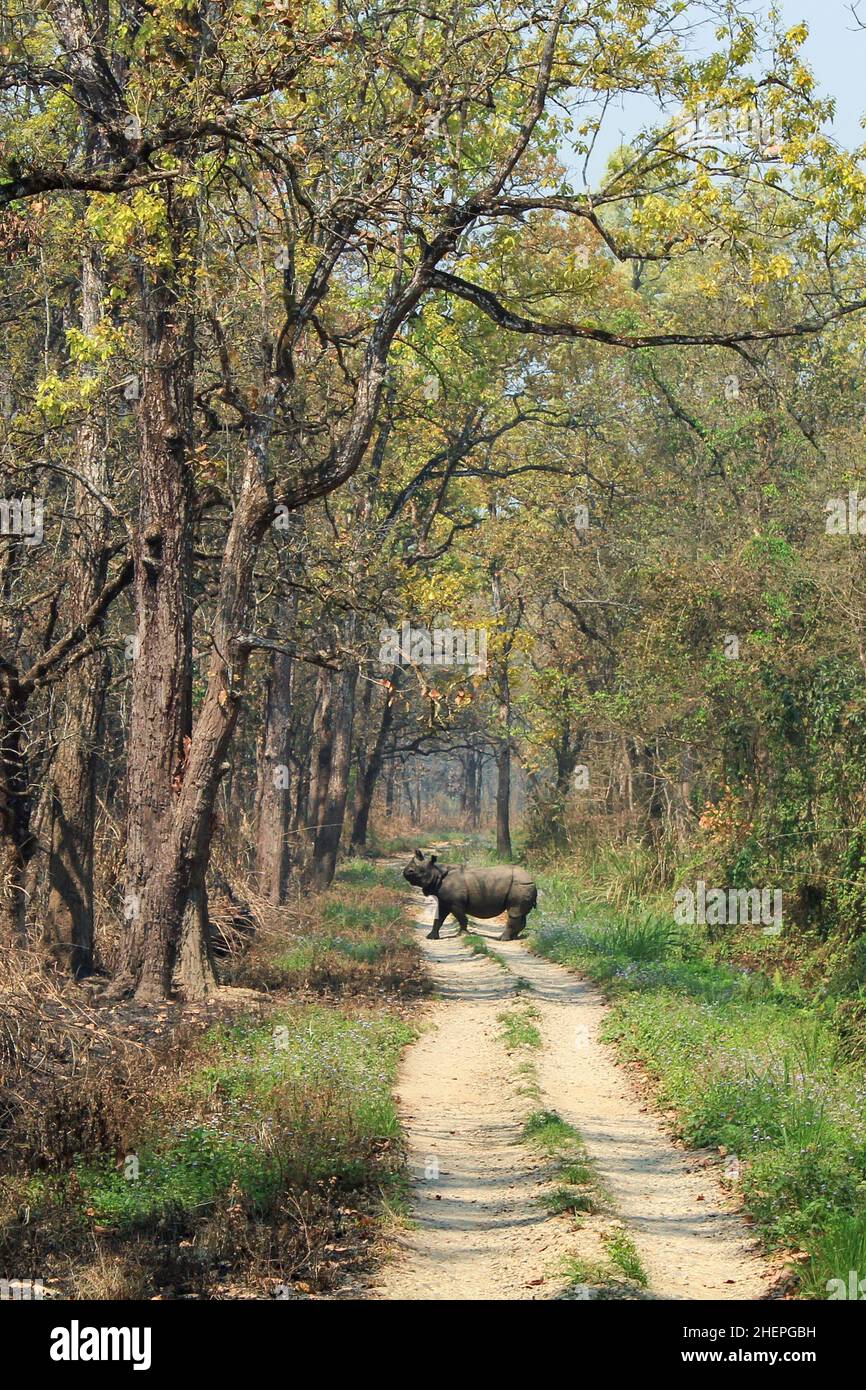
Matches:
[70,1007,415,1229]
[531,867,866,1296]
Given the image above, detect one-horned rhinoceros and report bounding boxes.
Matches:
[402,849,538,941]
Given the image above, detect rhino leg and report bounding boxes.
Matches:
[426,908,447,940]
[500,912,526,941]
[454,909,469,934]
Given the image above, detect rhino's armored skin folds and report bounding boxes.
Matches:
[403,850,538,940]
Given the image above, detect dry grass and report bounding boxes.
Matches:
[226,865,428,1004]
[0,858,425,1300]
[0,947,139,1171]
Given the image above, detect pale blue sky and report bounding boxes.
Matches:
[575,0,865,185]
[786,0,866,146]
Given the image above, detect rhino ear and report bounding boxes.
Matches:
[429,853,437,864]
[414,848,424,860]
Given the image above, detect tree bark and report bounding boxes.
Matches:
[114,197,199,997]
[312,664,359,889]
[254,647,294,902]
[464,748,482,829]
[125,445,271,1000]
[490,567,514,859]
[111,164,423,993]
[495,741,513,860]
[384,752,396,817]
[0,677,31,945]
[350,676,397,852]
[304,666,335,867]
[630,738,664,847]
[0,543,131,952]
[45,239,110,976]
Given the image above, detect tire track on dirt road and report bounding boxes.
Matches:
[373,889,772,1302]
[493,934,770,1300]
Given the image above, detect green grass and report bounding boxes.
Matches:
[520,1106,643,1297]
[530,866,866,1298]
[3,864,425,1298]
[803,1212,866,1298]
[541,1184,598,1216]
[368,831,425,854]
[561,1246,649,1298]
[561,1256,617,1293]
[232,870,423,998]
[466,931,494,958]
[271,937,387,972]
[522,1109,604,1212]
[63,1007,414,1231]
[498,1003,542,1050]
[561,1159,595,1185]
[522,1109,577,1148]
[465,932,511,971]
[604,1227,648,1286]
[333,860,400,889]
[323,898,402,929]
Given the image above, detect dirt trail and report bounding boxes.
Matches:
[374,891,772,1302]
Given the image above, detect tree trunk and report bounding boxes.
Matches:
[460,749,477,828]
[385,753,396,816]
[495,742,512,860]
[45,240,110,976]
[124,445,271,1000]
[312,664,359,889]
[347,677,374,849]
[550,726,582,846]
[115,239,197,998]
[459,752,470,819]
[405,764,419,825]
[304,666,335,868]
[254,647,294,903]
[349,676,396,852]
[490,567,514,859]
[113,189,205,998]
[0,686,31,944]
[554,738,580,799]
[0,536,33,944]
[676,745,694,841]
[292,735,311,847]
[630,738,664,847]
[468,750,482,829]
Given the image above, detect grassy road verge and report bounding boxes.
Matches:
[1,861,421,1299]
[528,868,866,1298]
